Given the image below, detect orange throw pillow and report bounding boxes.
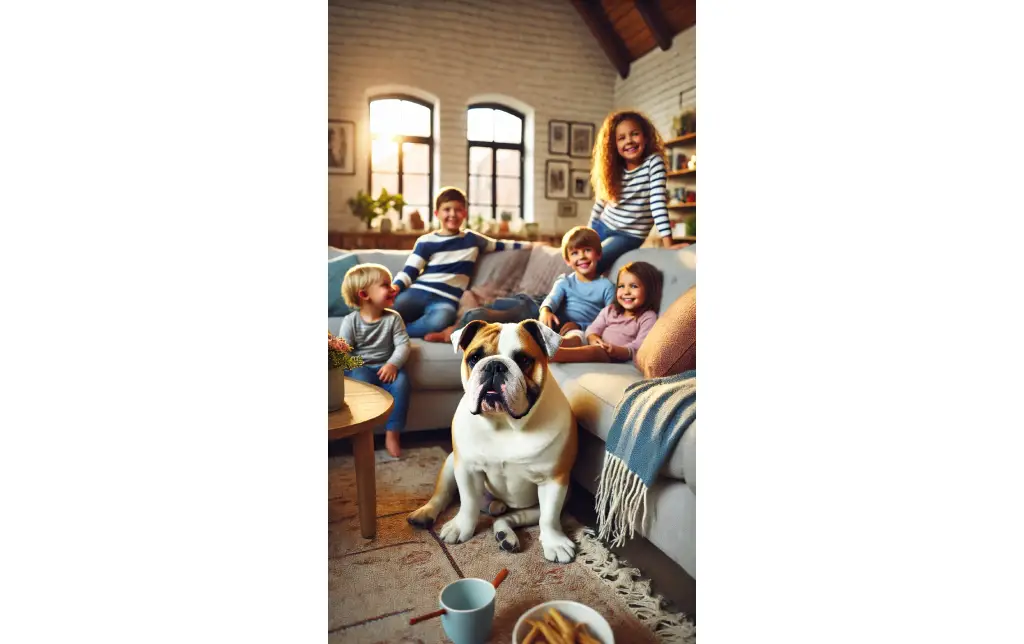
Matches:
[635,286,696,378]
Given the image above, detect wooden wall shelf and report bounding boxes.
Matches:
[665,133,696,146]
[668,203,697,210]
[667,168,696,178]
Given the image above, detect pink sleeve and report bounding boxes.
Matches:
[585,306,612,338]
[625,310,659,355]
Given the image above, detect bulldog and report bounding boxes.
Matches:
[406,319,578,563]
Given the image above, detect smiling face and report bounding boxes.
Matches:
[436,200,468,234]
[566,245,601,280]
[616,270,647,315]
[361,273,397,311]
[615,118,647,169]
[452,320,563,419]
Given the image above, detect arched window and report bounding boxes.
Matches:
[369,94,434,224]
[467,103,525,222]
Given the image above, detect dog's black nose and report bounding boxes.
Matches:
[484,361,507,374]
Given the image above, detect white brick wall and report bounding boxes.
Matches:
[328,0,618,234]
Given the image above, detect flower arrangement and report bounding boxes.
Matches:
[329,332,364,371]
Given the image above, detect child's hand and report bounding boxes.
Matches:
[587,334,607,349]
[539,308,560,329]
[377,363,399,384]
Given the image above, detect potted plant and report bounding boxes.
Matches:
[347,188,406,231]
[499,210,513,234]
[329,331,364,411]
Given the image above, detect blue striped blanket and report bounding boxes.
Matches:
[595,370,696,547]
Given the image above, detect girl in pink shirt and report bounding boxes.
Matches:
[551,261,662,363]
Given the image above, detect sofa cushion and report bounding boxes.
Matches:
[514,245,573,297]
[401,339,464,390]
[635,286,696,378]
[549,362,690,481]
[609,245,696,311]
[328,253,360,318]
[470,248,532,297]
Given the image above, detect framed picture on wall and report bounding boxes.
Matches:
[545,160,570,200]
[329,119,356,175]
[570,169,592,200]
[548,120,570,155]
[569,122,595,158]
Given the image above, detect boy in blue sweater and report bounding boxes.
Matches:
[538,226,616,345]
[392,187,532,337]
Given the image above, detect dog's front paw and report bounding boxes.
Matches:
[540,531,576,563]
[493,523,520,552]
[439,514,477,544]
[407,503,438,529]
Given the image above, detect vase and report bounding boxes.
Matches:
[328,367,346,412]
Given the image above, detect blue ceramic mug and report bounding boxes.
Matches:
[438,578,496,644]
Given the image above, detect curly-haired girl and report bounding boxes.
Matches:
[588,110,674,275]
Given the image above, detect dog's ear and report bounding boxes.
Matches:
[451,320,488,353]
[520,319,562,358]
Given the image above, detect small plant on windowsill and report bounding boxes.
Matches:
[347,188,406,231]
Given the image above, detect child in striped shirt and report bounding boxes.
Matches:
[588,110,676,275]
[392,187,532,337]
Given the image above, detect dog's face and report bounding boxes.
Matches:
[451,320,563,419]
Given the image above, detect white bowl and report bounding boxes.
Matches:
[512,600,615,644]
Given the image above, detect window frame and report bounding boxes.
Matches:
[367,93,435,223]
[466,102,526,220]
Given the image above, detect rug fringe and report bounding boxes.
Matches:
[570,524,697,644]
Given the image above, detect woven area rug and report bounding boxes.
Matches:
[328,446,696,643]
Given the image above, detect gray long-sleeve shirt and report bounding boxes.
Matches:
[337,310,411,368]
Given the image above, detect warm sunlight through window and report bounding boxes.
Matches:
[368,95,434,224]
[370,98,431,141]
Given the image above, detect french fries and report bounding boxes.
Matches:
[521,606,603,644]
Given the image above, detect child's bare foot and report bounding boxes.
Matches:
[385,430,401,458]
[424,325,456,343]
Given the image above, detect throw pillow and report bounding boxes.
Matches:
[634,286,695,378]
[328,253,360,317]
[515,245,573,298]
[471,248,532,299]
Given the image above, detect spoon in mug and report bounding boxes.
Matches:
[408,568,510,625]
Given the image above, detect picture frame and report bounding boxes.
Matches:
[557,200,578,218]
[545,160,570,200]
[548,120,570,155]
[328,119,356,175]
[569,122,595,158]
[570,169,592,200]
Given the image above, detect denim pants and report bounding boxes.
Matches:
[347,365,410,431]
[592,218,646,277]
[458,293,543,327]
[392,287,459,337]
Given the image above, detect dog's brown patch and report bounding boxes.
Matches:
[461,323,503,381]
[514,324,550,385]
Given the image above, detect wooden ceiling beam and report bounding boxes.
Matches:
[570,0,631,79]
[634,0,673,51]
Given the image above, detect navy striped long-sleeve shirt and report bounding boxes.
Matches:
[392,230,532,303]
[588,154,672,239]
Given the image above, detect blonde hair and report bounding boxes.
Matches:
[560,226,602,262]
[591,110,666,203]
[341,263,392,309]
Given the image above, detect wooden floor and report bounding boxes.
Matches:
[329,428,696,622]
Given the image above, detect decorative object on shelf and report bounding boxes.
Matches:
[328,119,356,175]
[545,159,570,199]
[569,122,595,158]
[687,154,697,170]
[379,218,393,233]
[669,187,686,206]
[347,188,406,230]
[557,200,578,218]
[548,120,569,155]
[570,169,593,199]
[470,213,485,231]
[685,190,696,203]
[328,332,364,412]
[672,109,696,137]
[675,154,688,171]
[524,222,540,239]
[408,209,425,231]
[499,210,513,234]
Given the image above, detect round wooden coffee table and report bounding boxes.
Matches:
[328,377,394,538]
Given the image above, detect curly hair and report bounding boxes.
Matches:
[612,261,663,317]
[591,110,666,204]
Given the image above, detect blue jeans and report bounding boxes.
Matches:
[458,294,543,327]
[592,218,646,277]
[392,287,459,337]
[348,365,410,431]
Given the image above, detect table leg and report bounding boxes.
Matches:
[352,429,377,538]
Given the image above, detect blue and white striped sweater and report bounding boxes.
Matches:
[393,230,531,302]
[588,154,672,239]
